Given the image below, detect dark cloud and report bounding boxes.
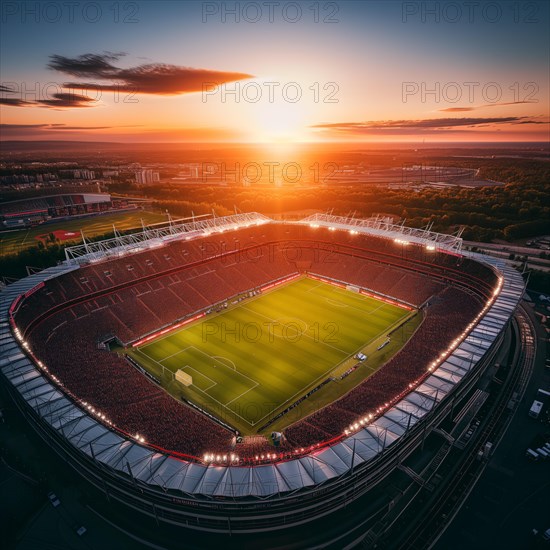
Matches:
[1,124,54,129]
[0,84,33,106]
[47,52,126,78]
[46,125,113,130]
[488,101,540,107]
[1,52,253,110]
[311,117,546,136]
[439,100,539,113]
[512,119,548,125]
[1,86,97,109]
[48,52,254,95]
[439,107,475,113]
[0,98,34,107]
[36,92,97,109]
[0,123,115,132]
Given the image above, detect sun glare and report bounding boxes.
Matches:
[254,101,308,143]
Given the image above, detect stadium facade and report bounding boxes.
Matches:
[0,213,524,540]
[0,193,122,228]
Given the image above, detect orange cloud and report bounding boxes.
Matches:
[48,52,253,96]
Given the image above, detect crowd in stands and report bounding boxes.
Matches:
[16,224,497,332]
[234,435,292,458]
[28,308,233,455]
[303,250,443,306]
[15,223,496,458]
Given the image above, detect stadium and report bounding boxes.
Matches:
[0,212,524,547]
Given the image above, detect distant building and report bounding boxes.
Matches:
[81,170,95,180]
[181,163,201,178]
[58,169,95,180]
[135,170,159,185]
[0,173,58,185]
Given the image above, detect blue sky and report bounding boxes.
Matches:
[1,0,548,142]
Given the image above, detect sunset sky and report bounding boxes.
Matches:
[1,0,548,143]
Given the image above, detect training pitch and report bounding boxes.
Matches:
[131,277,414,434]
[0,210,165,257]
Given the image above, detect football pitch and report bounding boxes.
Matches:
[131,277,415,434]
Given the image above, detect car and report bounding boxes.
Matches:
[47,491,60,507]
[75,526,87,536]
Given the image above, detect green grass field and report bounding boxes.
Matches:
[0,210,166,257]
[130,277,417,435]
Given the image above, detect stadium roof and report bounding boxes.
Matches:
[63,211,272,265]
[299,213,463,253]
[63,212,463,267]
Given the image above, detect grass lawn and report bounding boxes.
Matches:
[0,210,166,257]
[129,277,419,435]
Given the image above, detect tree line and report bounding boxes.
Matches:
[1,157,548,284]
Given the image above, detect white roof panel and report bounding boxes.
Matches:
[180,462,208,493]
[195,465,227,495]
[214,466,251,497]
[275,458,315,490]
[154,458,190,491]
[432,368,464,384]
[313,446,351,475]
[385,407,420,429]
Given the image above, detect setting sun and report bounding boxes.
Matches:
[254,102,310,142]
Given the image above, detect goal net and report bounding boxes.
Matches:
[176,369,193,387]
[346,285,360,293]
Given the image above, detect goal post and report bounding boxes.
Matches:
[176,369,193,387]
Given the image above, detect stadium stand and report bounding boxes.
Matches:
[14,223,497,456]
